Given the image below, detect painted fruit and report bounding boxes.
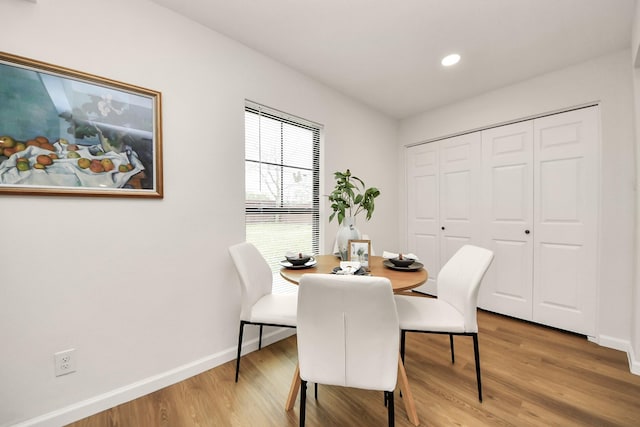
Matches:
[89,159,104,173]
[77,158,91,169]
[36,155,53,166]
[101,158,115,172]
[0,136,16,148]
[16,161,30,171]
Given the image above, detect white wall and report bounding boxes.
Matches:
[631,0,640,375]
[0,0,399,425]
[399,50,637,359]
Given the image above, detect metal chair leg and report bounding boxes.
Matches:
[473,333,483,402]
[400,330,406,362]
[386,390,395,427]
[235,321,246,382]
[259,324,264,350]
[449,334,455,364]
[300,380,307,427]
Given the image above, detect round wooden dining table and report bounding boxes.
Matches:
[280,254,428,293]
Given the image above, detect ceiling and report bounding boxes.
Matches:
[151,0,636,119]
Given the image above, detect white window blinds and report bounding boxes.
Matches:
[244,101,321,293]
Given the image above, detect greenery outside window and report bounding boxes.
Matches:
[244,101,321,293]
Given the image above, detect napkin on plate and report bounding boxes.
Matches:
[382,251,419,260]
[336,261,361,274]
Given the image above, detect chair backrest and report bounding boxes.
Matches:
[228,242,274,321]
[297,274,399,392]
[437,245,494,332]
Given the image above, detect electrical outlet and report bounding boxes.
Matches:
[54,349,76,377]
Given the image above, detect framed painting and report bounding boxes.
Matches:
[348,239,371,268]
[0,52,163,197]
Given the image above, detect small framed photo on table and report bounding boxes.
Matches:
[348,239,371,268]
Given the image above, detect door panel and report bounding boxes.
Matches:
[479,121,534,318]
[533,107,598,336]
[439,132,481,270]
[406,144,439,294]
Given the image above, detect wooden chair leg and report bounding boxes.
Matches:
[473,333,483,402]
[397,355,419,426]
[286,364,300,411]
[300,380,307,427]
[235,321,246,382]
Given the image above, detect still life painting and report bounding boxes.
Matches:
[0,52,163,197]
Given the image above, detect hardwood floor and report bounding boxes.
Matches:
[69,310,640,426]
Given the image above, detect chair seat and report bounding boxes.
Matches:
[247,293,298,326]
[394,295,467,333]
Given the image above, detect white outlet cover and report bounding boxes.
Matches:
[54,349,77,377]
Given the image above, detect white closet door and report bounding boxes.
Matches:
[406,143,439,295]
[439,133,482,270]
[479,121,534,319]
[533,106,598,336]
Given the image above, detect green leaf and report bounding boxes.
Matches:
[326,169,381,223]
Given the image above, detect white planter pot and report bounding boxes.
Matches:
[336,217,361,260]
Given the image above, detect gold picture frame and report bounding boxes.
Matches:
[0,51,163,198]
[348,239,371,268]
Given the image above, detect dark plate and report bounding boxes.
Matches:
[383,260,424,272]
[285,256,312,265]
[280,258,317,269]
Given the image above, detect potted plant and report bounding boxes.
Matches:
[328,169,380,259]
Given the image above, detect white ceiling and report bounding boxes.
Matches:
[151,0,636,119]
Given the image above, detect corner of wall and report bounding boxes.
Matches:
[633,1,640,67]
[629,343,640,375]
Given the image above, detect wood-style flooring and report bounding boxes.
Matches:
[68,309,640,426]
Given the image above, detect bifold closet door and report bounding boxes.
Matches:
[479,121,534,320]
[438,132,482,270]
[406,143,439,295]
[479,106,598,335]
[532,107,598,336]
[406,133,481,295]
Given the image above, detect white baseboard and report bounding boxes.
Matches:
[12,327,296,427]
[596,334,630,352]
[596,334,640,376]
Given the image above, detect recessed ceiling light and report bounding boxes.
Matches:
[441,53,461,67]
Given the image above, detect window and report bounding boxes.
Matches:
[244,101,321,293]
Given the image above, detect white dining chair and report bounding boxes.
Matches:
[296,274,399,426]
[228,242,297,382]
[394,244,494,402]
